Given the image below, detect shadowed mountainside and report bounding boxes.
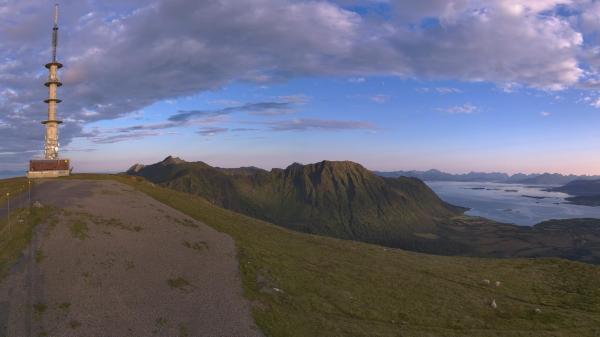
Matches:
[127,157,465,248]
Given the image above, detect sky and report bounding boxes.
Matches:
[3,0,600,174]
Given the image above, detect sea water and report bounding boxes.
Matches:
[425,181,600,226]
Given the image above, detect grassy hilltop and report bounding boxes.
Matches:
[54,174,600,337]
[2,175,600,336]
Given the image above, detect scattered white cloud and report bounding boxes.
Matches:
[370,94,390,104]
[197,127,229,136]
[417,87,462,94]
[278,94,311,104]
[439,103,478,114]
[435,87,462,94]
[209,99,241,106]
[540,111,551,117]
[266,118,377,131]
[348,77,366,83]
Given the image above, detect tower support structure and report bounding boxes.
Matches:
[28,4,71,179]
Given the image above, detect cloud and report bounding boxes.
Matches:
[92,131,163,144]
[540,111,551,117]
[439,103,478,114]
[348,77,366,83]
[209,99,241,106]
[169,101,297,122]
[117,122,181,133]
[435,87,462,94]
[278,95,311,104]
[417,87,463,94]
[370,94,390,104]
[266,118,377,131]
[197,127,229,136]
[0,0,596,167]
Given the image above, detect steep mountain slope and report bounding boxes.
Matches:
[127,157,464,247]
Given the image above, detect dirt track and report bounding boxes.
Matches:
[0,179,262,337]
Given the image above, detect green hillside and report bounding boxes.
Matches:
[128,157,465,248]
[84,174,600,337]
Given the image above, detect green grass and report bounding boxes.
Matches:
[58,302,71,310]
[69,174,600,336]
[0,206,52,280]
[69,320,81,329]
[35,249,45,263]
[178,324,190,337]
[0,177,30,204]
[33,302,47,316]
[167,277,191,290]
[155,317,168,327]
[69,219,89,240]
[64,210,142,233]
[183,240,208,251]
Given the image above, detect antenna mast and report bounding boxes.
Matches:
[52,4,59,62]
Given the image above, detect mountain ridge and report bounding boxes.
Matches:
[376,169,600,185]
[127,156,465,248]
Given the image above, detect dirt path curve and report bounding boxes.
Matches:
[0,179,262,337]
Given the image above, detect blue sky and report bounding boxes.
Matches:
[3,0,600,174]
[72,76,600,174]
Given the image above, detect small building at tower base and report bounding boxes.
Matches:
[27,159,71,179]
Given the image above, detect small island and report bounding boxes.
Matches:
[522,195,549,199]
[565,196,600,207]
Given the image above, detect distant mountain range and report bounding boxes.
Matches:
[376,169,600,185]
[127,156,465,249]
